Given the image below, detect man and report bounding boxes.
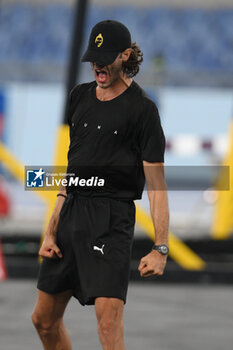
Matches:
[32,20,169,350]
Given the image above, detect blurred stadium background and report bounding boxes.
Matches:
[0,0,233,281]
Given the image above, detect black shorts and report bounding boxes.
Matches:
[37,193,135,306]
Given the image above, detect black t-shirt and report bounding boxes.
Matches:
[66,80,165,200]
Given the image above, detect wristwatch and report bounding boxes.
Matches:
[152,244,169,255]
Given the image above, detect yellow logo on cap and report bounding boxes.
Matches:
[95,33,103,48]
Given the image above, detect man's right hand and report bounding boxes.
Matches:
[39,192,67,259]
[39,235,63,259]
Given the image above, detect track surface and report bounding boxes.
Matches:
[0,280,233,350]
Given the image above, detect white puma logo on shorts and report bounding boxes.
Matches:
[93,244,105,255]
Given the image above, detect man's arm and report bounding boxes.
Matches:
[38,179,67,259]
[138,161,169,277]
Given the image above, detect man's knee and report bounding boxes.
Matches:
[31,310,58,336]
[98,318,116,337]
[32,289,71,337]
[96,298,124,340]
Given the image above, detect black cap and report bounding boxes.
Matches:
[81,20,132,66]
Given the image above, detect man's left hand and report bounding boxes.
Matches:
[138,250,167,277]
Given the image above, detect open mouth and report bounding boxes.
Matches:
[95,68,108,83]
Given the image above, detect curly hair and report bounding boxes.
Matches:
[122,42,143,77]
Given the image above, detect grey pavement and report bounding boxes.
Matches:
[0,280,233,350]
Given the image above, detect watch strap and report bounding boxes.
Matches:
[152,244,169,255]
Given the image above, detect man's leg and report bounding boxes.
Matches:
[95,297,126,350]
[32,289,73,350]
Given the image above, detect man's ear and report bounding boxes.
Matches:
[121,48,132,62]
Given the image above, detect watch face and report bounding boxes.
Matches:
[159,245,169,254]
